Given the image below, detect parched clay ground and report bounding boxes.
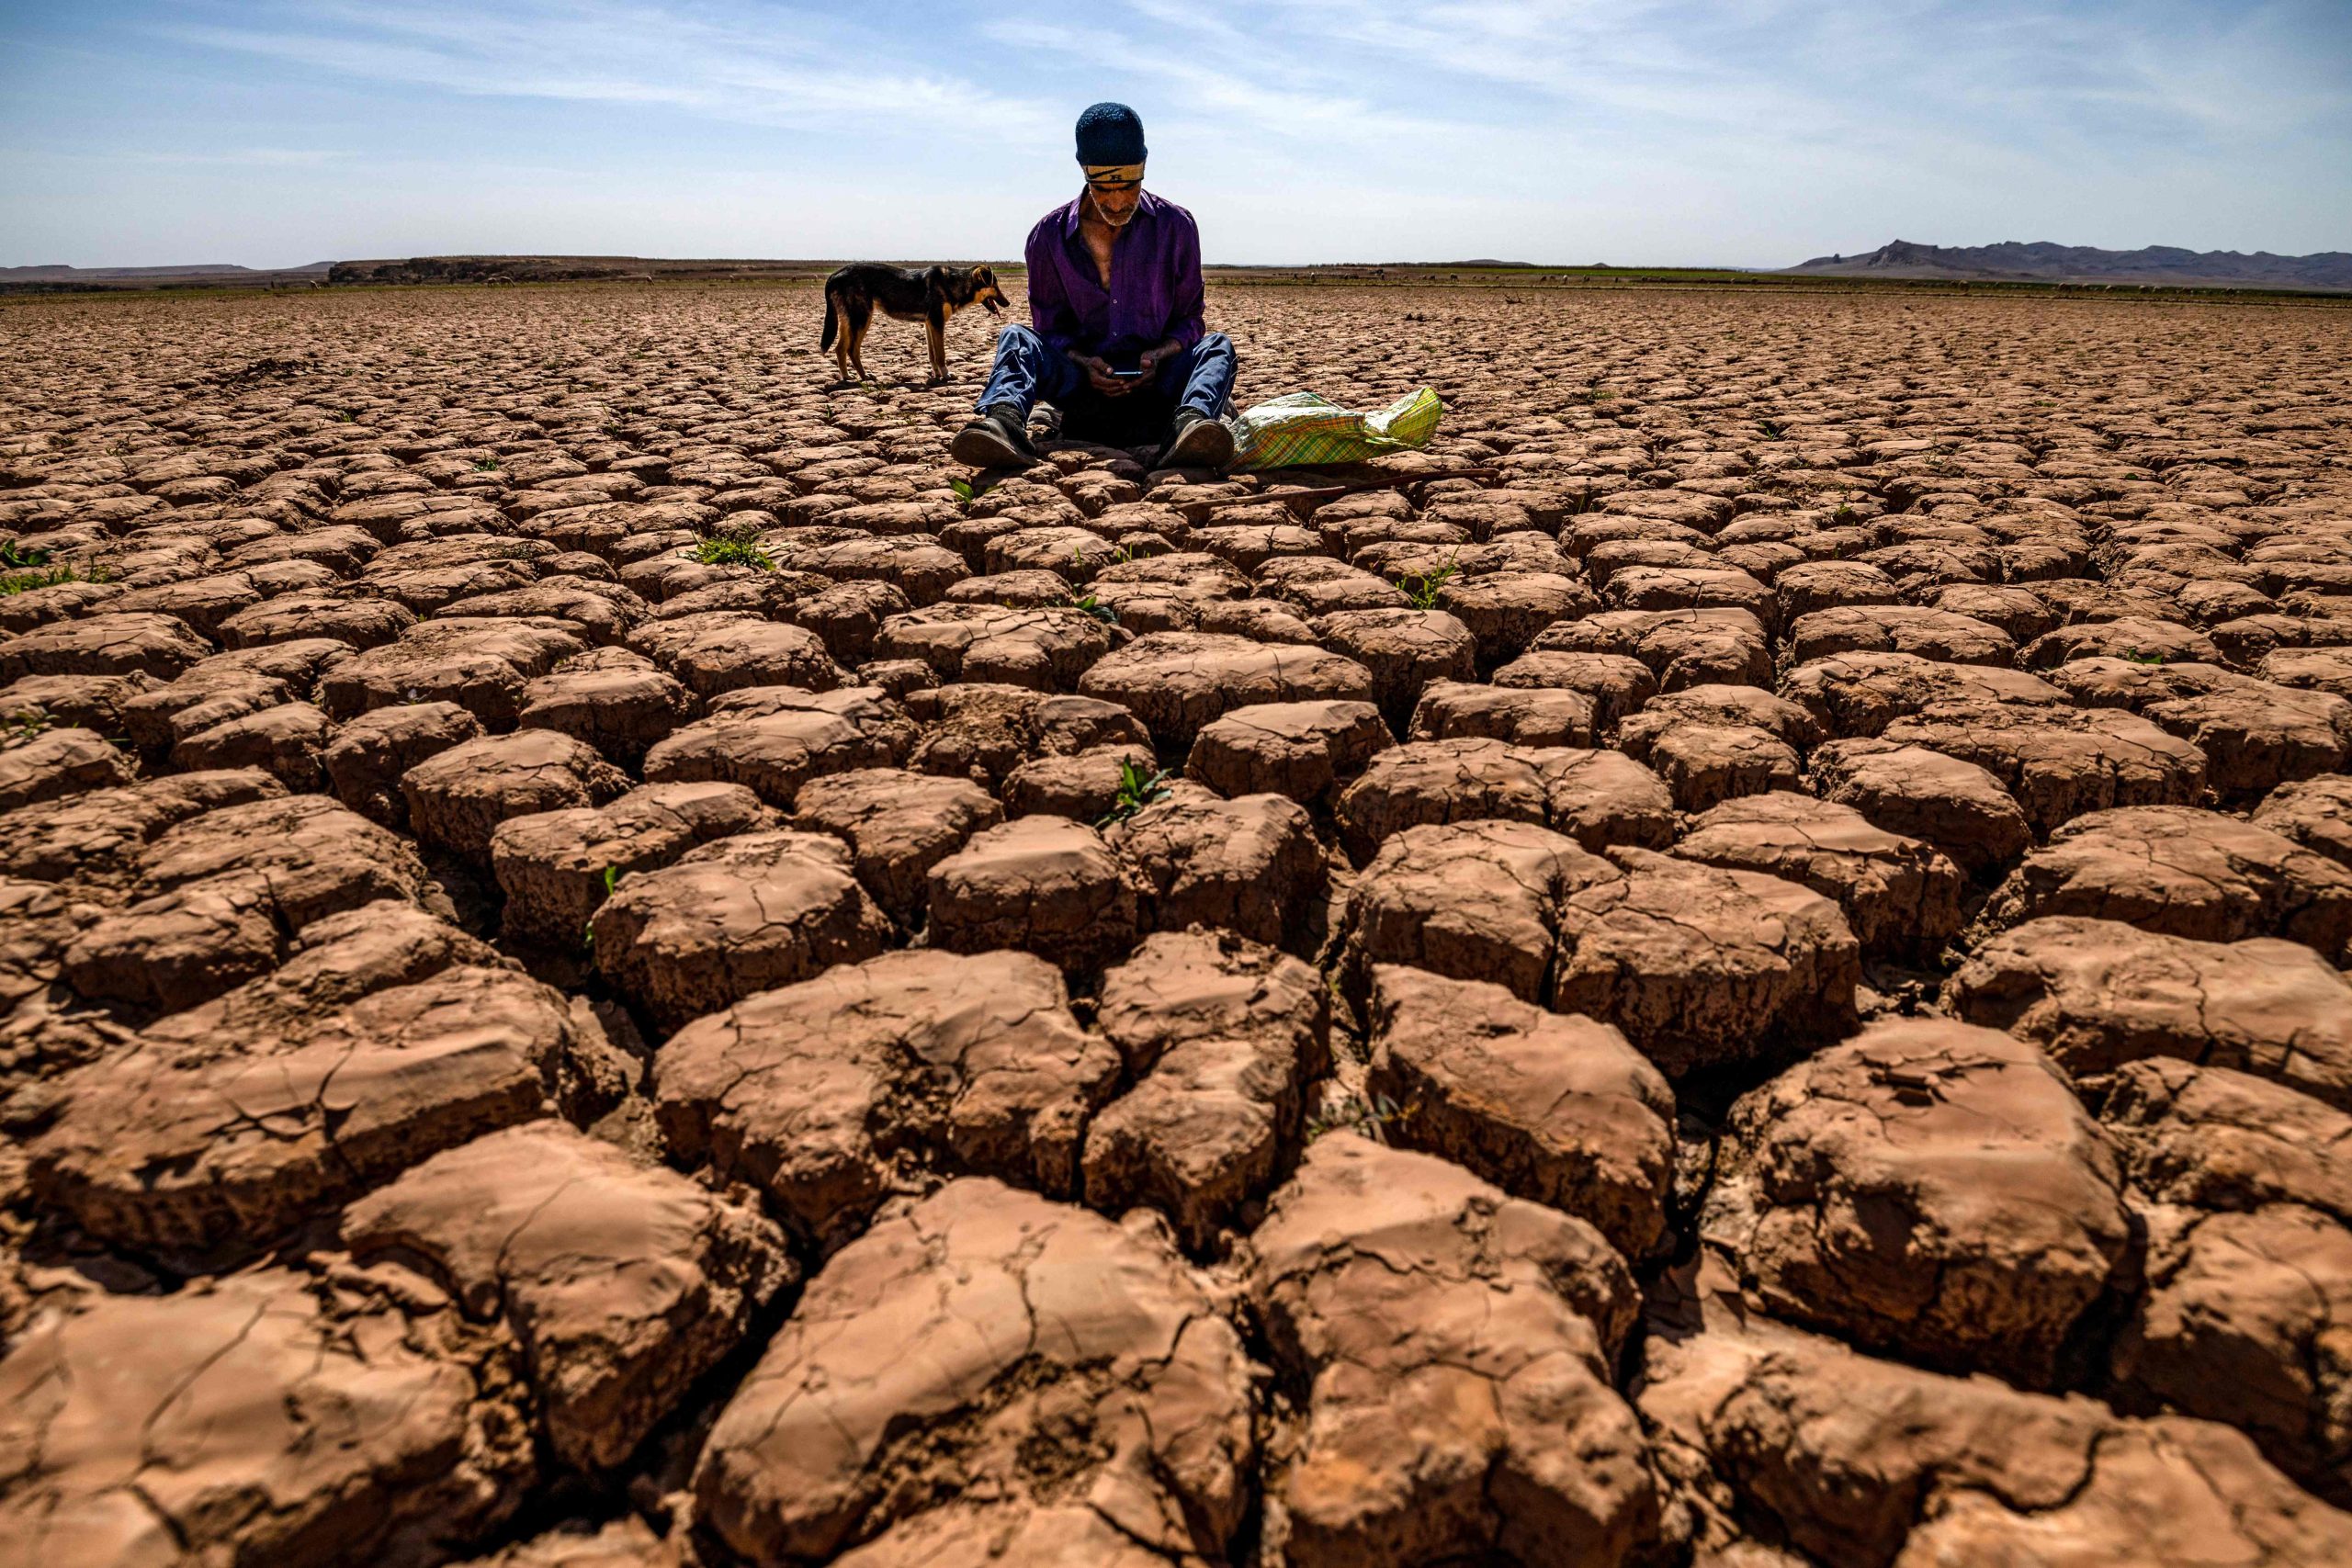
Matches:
[4,276,2352,1565]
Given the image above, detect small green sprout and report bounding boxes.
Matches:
[583,864,626,949]
[1095,760,1172,829]
[688,522,774,570]
[1396,551,1462,611]
[3,707,54,743]
[3,566,82,594]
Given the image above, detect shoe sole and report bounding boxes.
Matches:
[950,422,1028,468]
[1163,418,1235,468]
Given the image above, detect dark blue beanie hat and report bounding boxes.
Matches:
[1075,102,1147,164]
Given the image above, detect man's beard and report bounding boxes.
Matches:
[1089,189,1139,228]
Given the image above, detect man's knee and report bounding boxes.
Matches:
[1188,334,1238,383]
[996,323,1045,355]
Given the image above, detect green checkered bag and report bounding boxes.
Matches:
[1228,387,1444,470]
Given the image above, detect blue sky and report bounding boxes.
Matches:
[4,1,2346,267]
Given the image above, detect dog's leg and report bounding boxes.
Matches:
[926,307,948,384]
[849,306,873,382]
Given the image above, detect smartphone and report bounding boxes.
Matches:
[1109,367,1148,379]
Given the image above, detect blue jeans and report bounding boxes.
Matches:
[977,325,1236,440]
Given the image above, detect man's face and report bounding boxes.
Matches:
[1084,172,1144,227]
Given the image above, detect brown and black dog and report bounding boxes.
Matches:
[820,263,1008,384]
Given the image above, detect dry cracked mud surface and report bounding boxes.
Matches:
[3,276,2351,1563]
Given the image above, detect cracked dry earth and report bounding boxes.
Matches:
[4,278,2352,1568]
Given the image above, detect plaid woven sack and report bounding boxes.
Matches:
[1227,387,1443,470]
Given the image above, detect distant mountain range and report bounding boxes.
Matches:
[0,262,334,279]
[0,261,334,292]
[1787,240,2352,291]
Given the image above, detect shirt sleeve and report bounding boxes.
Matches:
[1164,211,1204,350]
[1025,221,1080,359]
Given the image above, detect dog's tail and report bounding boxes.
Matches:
[820,287,838,350]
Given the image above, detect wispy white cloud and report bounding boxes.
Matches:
[980,16,1487,151]
[160,0,1058,137]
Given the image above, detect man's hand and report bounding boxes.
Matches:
[1072,353,1133,398]
[1136,337,1182,380]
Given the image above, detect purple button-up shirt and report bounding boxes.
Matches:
[1023,189,1205,366]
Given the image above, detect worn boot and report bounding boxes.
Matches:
[1159,408,1235,470]
[950,404,1035,468]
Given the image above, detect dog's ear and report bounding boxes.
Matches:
[972,265,993,288]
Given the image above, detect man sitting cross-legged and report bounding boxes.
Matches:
[952,101,1238,471]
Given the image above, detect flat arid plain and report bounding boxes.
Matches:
[6,276,2352,1566]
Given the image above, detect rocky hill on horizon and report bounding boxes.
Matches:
[1789,238,2352,290]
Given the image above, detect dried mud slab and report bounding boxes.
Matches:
[904,683,1149,787]
[1703,1018,2131,1387]
[1877,701,2211,838]
[2099,1059,2352,1502]
[2051,658,2352,800]
[0,611,210,682]
[318,616,586,728]
[1078,630,1374,750]
[403,728,632,862]
[641,684,917,808]
[322,699,483,826]
[925,815,1143,974]
[59,792,437,1012]
[1081,929,1329,1251]
[1247,1134,1661,1566]
[631,612,843,698]
[693,1179,1253,1565]
[342,1121,795,1471]
[1367,964,1674,1260]
[1672,791,1964,958]
[1409,680,1596,747]
[516,649,696,765]
[21,964,582,1256]
[1810,738,2033,879]
[873,603,1113,691]
[1105,782,1325,950]
[0,1265,534,1567]
[2256,773,2352,872]
[788,766,1002,924]
[1551,847,1860,1080]
[491,780,768,947]
[589,828,890,1032]
[1532,606,1770,690]
[653,950,1120,1250]
[1778,650,2069,739]
[1949,916,2352,1110]
[0,727,134,813]
[1335,737,1674,863]
[0,767,285,887]
[1642,1307,2352,1568]
[1979,805,2352,962]
[1337,819,1611,1007]
[1184,697,1392,804]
